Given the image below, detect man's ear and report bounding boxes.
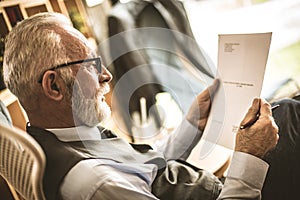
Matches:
[41,71,64,101]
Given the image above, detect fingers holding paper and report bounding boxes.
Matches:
[186,79,220,131]
[235,98,279,158]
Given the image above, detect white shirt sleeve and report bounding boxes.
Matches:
[60,159,159,200]
[217,152,269,200]
[60,123,269,200]
[156,118,203,161]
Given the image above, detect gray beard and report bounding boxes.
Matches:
[71,80,111,127]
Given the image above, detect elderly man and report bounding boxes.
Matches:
[3,12,278,200]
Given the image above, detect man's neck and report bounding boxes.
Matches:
[27,111,76,129]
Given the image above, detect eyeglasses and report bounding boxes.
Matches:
[38,57,102,83]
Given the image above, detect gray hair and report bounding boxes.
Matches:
[3,12,90,101]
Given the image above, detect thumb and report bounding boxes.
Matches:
[240,98,261,127]
[199,79,220,101]
[259,98,272,117]
[207,79,220,100]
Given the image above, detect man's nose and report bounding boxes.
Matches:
[99,66,113,83]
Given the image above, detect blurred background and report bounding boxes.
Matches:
[1,0,299,98]
[0,1,299,198]
[184,0,300,101]
[0,0,299,140]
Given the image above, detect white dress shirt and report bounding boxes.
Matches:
[49,119,268,200]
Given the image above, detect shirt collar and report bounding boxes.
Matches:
[48,126,102,142]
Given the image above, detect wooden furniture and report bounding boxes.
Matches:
[0,89,28,199]
[0,124,46,200]
[0,89,28,131]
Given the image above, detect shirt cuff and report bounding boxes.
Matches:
[226,151,269,190]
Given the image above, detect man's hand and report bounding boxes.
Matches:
[235,98,279,158]
[186,79,219,131]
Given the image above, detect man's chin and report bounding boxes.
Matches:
[72,106,111,128]
[98,107,112,124]
[84,103,111,127]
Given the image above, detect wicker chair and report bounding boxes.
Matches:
[0,124,46,200]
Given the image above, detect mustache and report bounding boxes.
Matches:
[96,83,110,96]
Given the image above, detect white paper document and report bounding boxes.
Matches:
[199,32,272,156]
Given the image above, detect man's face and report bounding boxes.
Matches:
[69,62,112,127]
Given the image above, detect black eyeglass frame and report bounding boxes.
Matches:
[38,57,102,83]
